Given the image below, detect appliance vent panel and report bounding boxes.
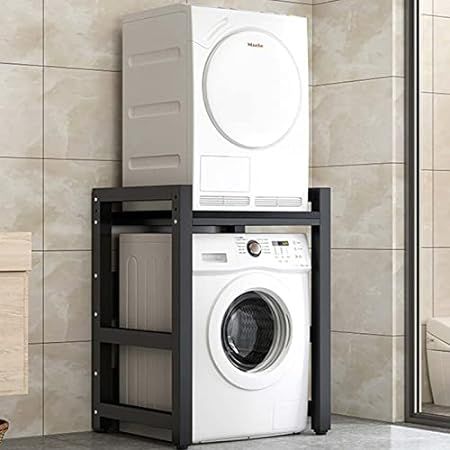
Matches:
[223,196,250,207]
[255,197,303,208]
[200,196,250,207]
[277,197,303,208]
[200,196,224,206]
[255,197,277,207]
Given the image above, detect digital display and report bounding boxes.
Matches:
[202,253,228,263]
[272,241,289,247]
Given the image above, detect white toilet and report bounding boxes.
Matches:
[427,317,450,407]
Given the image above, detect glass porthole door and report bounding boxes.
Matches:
[221,291,289,373]
[207,275,296,391]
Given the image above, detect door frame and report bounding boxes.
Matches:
[405,0,450,428]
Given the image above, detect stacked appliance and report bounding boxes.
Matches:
[119,4,311,446]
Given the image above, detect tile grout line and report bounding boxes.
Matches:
[311,162,405,168]
[272,0,313,5]
[0,60,120,73]
[431,12,435,319]
[42,0,45,437]
[312,75,404,88]
[421,90,450,96]
[331,330,405,338]
[422,13,450,20]
[313,0,342,6]
[0,156,121,162]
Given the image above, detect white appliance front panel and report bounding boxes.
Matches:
[191,6,310,211]
[193,233,310,273]
[192,234,310,441]
[203,29,301,149]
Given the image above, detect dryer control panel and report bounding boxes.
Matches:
[193,234,311,272]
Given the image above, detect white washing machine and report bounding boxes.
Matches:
[193,233,311,442]
[119,233,311,443]
[122,5,310,211]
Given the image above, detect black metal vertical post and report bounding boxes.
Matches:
[310,188,331,435]
[92,195,119,432]
[171,186,193,449]
[92,194,102,431]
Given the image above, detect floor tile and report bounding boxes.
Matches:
[5,416,450,449]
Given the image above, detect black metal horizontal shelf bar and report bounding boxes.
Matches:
[98,403,172,429]
[192,211,321,226]
[112,211,172,226]
[98,327,173,350]
[110,210,321,227]
[93,185,181,202]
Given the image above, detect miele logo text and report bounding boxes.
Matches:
[247,42,264,48]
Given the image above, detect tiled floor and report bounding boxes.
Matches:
[423,403,450,418]
[3,416,450,450]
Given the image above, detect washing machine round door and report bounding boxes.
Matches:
[222,291,286,372]
[203,29,302,149]
[208,275,296,391]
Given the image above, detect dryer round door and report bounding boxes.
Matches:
[203,29,302,149]
[208,274,296,391]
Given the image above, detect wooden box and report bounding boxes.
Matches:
[0,233,31,396]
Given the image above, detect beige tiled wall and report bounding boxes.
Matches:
[0,0,312,439]
[0,0,407,436]
[419,3,450,405]
[312,0,405,422]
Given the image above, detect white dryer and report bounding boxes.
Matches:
[122,5,310,211]
[192,234,311,442]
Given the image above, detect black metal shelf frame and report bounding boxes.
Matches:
[92,185,331,449]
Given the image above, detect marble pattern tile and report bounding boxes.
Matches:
[420,170,433,248]
[434,16,450,94]
[420,0,433,16]
[312,164,404,250]
[434,93,450,170]
[420,14,433,93]
[420,248,433,325]
[0,0,43,65]
[435,0,450,17]
[43,251,91,343]
[44,0,186,70]
[433,171,450,247]
[44,251,91,342]
[421,324,433,404]
[44,68,121,161]
[0,344,43,438]
[0,158,43,250]
[30,252,43,344]
[312,78,404,166]
[331,249,404,336]
[43,342,91,434]
[420,93,433,170]
[44,159,120,250]
[313,0,402,85]
[0,65,42,158]
[332,332,403,422]
[434,248,450,317]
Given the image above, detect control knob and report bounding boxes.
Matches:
[247,240,262,257]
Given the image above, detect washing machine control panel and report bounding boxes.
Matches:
[232,235,310,269]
